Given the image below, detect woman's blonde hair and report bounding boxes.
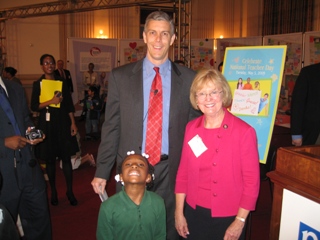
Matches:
[190,68,232,109]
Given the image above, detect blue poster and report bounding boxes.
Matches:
[223,46,287,163]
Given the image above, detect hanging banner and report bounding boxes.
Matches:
[174,39,214,71]
[67,37,118,115]
[303,31,320,67]
[119,39,146,66]
[223,46,287,163]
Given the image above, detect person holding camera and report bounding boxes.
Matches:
[0,76,52,239]
[31,54,79,206]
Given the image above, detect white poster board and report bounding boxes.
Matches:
[189,39,214,71]
[67,37,118,115]
[119,39,146,66]
[263,32,303,75]
[231,90,261,115]
[303,31,320,67]
[174,39,214,71]
[279,189,320,239]
[263,32,303,127]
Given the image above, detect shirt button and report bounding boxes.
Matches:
[213,162,217,166]
[213,180,217,184]
[216,149,219,152]
[213,193,217,197]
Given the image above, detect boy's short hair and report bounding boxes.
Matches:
[118,154,155,190]
[89,86,97,94]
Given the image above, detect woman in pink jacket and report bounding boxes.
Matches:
[175,68,260,240]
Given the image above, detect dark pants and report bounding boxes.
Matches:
[151,160,179,240]
[0,204,20,240]
[0,163,52,240]
[46,155,74,195]
[184,203,246,240]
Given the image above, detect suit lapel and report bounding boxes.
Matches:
[5,82,17,110]
[130,60,144,122]
[169,62,183,123]
[3,81,23,134]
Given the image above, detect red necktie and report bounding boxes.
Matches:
[145,67,163,166]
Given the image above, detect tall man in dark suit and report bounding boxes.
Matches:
[291,63,320,146]
[55,59,74,93]
[91,11,200,239]
[0,77,52,239]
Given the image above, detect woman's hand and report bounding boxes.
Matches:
[175,212,189,238]
[51,92,63,105]
[223,218,245,240]
[70,123,78,136]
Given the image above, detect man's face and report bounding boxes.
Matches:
[57,61,64,70]
[143,20,175,65]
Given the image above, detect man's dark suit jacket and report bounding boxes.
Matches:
[0,79,46,211]
[0,79,35,188]
[291,63,320,145]
[95,59,200,190]
[54,68,74,93]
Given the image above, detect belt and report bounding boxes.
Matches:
[160,154,169,161]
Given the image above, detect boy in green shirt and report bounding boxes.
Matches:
[97,152,166,240]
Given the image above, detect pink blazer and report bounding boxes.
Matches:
[175,109,260,217]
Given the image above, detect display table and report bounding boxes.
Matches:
[267,145,320,239]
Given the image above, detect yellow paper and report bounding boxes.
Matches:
[40,79,63,108]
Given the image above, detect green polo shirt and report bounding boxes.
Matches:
[97,187,166,240]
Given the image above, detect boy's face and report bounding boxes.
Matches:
[88,89,94,97]
[120,155,151,185]
[88,63,94,71]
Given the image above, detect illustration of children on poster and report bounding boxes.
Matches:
[230,79,271,117]
[223,46,287,163]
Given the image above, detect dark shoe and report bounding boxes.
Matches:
[51,191,58,206]
[84,135,92,141]
[66,192,78,206]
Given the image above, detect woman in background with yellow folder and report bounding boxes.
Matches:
[31,54,79,206]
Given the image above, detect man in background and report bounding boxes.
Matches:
[55,59,74,93]
[291,63,320,146]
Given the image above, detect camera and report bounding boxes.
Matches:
[26,127,44,141]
